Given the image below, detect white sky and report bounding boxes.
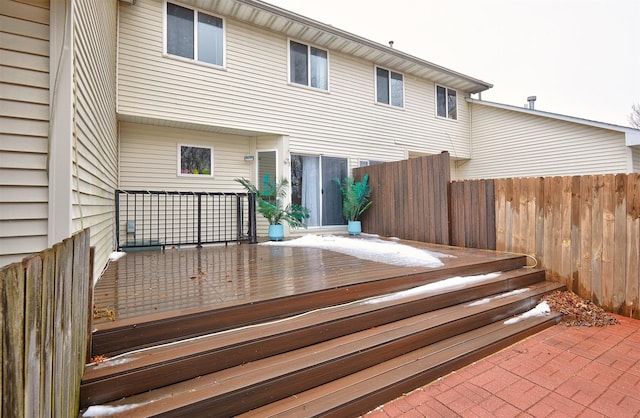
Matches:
[265,0,640,127]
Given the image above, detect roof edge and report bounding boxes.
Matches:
[241,0,493,93]
[468,98,640,137]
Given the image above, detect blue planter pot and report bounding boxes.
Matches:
[347,220,362,235]
[268,224,284,241]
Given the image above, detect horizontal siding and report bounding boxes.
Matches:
[0,235,48,259]
[73,0,119,281]
[0,0,50,266]
[0,219,48,237]
[632,146,640,172]
[459,104,629,179]
[117,0,472,164]
[0,202,48,220]
[119,122,254,191]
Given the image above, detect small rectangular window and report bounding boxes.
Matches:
[376,67,403,108]
[436,85,457,120]
[166,2,224,66]
[178,145,213,176]
[289,41,328,90]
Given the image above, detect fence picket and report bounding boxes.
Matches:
[24,255,44,418]
[601,175,616,311]
[2,262,25,418]
[560,176,573,291]
[626,174,640,318]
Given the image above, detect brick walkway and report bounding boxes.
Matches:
[365,314,640,417]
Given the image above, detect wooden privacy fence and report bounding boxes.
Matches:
[1,229,92,418]
[451,174,640,319]
[358,152,639,318]
[354,152,451,245]
[493,174,640,318]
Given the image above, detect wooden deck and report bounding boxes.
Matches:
[83,235,564,416]
[91,236,531,357]
[93,238,524,323]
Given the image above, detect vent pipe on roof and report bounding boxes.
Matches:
[388,41,394,48]
[527,96,537,110]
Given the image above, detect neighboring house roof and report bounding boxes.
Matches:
[183,0,493,94]
[468,98,640,147]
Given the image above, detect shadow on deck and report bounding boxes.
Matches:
[83,235,563,416]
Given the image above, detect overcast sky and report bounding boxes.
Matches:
[265,0,640,127]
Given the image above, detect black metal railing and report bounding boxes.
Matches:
[115,190,257,250]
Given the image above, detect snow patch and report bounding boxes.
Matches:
[365,272,502,305]
[467,288,530,307]
[468,297,491,306]
[504,301,551,325]
[261,234,449,268]
[89,356,137,369]
[108,251,126,261]
[83,403,147,416]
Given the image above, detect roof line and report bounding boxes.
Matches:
[467,98,640,134]
[241,0,493,93]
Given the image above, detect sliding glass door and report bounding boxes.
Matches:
[291,154,347,227]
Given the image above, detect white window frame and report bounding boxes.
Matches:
[436,85,458,120]
[375,66,404,108]
[177,144,214,177]
[256,149,278,192]
[287,39,330,91]
[164,1,226,68]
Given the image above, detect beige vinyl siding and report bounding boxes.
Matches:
[73,0,118,280]
[459,104,630,180]
[119,122,254,191]
[117,0,472,165]
[632,146,640,172]
[0,0,50,266]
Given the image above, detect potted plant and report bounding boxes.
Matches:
[336,173,372,235]
[236,175,310,241]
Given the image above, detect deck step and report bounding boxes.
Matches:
[240,313,562,418]
[91,254,529,356]
[80,280,564,416]
[81,268,545,407]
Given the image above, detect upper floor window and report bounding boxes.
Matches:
[436,86,457,120]
[166,2,224,66]
[376,67,403,107]
[289,41,328,90]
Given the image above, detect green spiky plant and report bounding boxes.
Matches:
[236,175,310,228]
[336,173,372,222]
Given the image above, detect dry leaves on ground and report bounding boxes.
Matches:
[93,306,116,321]
[542,290,618,327]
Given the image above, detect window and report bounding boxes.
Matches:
[166,2,224,66]
[359,160,385,167]
[376,67,403,107]
[436,86,457,120]
[178,145,213,176]
[289,41,328,90]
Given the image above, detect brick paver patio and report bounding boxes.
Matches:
[365,314,640,417]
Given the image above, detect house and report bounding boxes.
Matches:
[1,0,638,278]
[457,99,640,180]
